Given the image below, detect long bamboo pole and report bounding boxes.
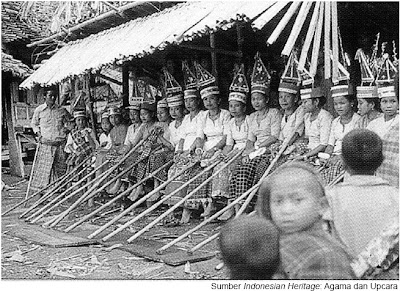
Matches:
[331,1,339,83]
[24,142,40,202]
[310,2,325,76]
[185,124,303,254]
[267,2,301,45]
[126,151,243,243]
[88,160,200,239]
[64,160,174,232]
[298,2,321,70]
[47,140,146,228]
[25,165,88,221]
[281,1,312,56]
[34,162,112,225]
[158,183,258,254]
[26,160,108,223]
[324,1,331,79]
[17,154,95,218]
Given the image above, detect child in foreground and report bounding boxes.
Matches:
[219,215,281,279]
[325,129,398,259]
[257,162,355,279]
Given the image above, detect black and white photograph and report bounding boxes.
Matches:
[1,0,399,285]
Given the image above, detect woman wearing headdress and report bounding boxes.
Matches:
[229,54,281,208]
[319,85,361,185]
[157,98,172,124]
[290,87,333,161]
[65,110,98,206]
[65,110,98,170]
[210,65,251,220]
[122,101,174,207]
[356,85,382,129]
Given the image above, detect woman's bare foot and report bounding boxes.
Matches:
[217,207,234,221]
[180,208,191,224]
[200,201,214,218]
[128,186,142,201]
[108,179,122,194]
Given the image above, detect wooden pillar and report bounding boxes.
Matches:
[122,65,129,107]
[236,24,244,63]
[5,80,25,177]
[86,74,98,140]
[210,33,218,84]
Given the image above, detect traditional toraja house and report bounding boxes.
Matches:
[1,2,49,177]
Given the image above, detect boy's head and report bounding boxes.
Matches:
[342,129,383,174]
[257,162,326,234]
[219,215,280,280]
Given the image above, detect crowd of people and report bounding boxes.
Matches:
[30,50,399,279]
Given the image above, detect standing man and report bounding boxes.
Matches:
[30,88,71,192]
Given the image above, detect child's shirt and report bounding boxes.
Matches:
[366,114,399,140]
[304,109,333,150]
[325,175,399,258]
[328,113,361,155]
[280,225,355,279]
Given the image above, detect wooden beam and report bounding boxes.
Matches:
[179,43,241,57]
[97,74,123,85]
[236,24,244,62]
[27,2,147,48]
[5,81,25,177]
[324,1,331,80]
[210,33,218,84]
[310,2,324,77]
[122,65,129,107]
[331,1,339,83]
[87,74,98,140]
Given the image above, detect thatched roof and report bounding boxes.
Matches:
[2,51,33,78]
[1,1,45,44]
[20,1,281,88]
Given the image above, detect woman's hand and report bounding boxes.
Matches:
[325,155,341,167]
[203,148,216,159]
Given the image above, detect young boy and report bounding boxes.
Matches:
[257,162,355,279]
[325,129,398,259]
[219,215,281,279]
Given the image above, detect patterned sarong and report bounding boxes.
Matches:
[30,141,67,192]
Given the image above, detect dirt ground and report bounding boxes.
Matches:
[1,172,229,281]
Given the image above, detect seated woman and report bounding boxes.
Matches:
[211,66,250,220]
[102,107,128,194]
[167,95,185,151]
[254,80,304,179]
[319,85,361,185]
[157,98,172,124]
[229,59,281,209]
[368,85,399,188]
[65,110,98,172]
[356,85,382,128]
[291,87,333,161]
[122,101,174,207]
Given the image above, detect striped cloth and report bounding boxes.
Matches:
[319,156,344,185]
[30,141,67,192]
[376,122,399,188]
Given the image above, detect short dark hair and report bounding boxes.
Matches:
[312,96,327,108]
[342,129,383,173]
[219,215,280,280]
[257,162,325,220]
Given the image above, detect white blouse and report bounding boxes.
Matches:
[304,109,333,150]
[328,112,361,155]
[225,116,250,150]
[124,123,142,147]
[99,132,112,150]
[279,106,305,141]
[247,108,282,149]
[169,119,184,151]
[197,109,231,151]
[367,114,399,140]
[180,111,205,151]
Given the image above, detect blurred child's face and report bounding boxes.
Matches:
[333,96,352,117]
[229,100,246,118]
[169,105,184,120]
[75,116,86,129]
[157,107,170,122]
[380,96,399,118]
[129,109,141,123]
[109,114,121,126]
[357,98,374,116]
[185,97,200,112]
[251,92,268,111]
[302,99,316,113]
[141,109,154,123]
[203,95,219,110]
[101,118,112,132]
[279,92,297,111]
[269,168,323,234]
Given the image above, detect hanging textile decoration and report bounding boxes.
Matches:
[129,80,144,106]
[376,54,398,85]
[355,49,375,85]
[163,67,182,95]
[251,52,271,95]
[194,61,216,88]
[182,60,198,90]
